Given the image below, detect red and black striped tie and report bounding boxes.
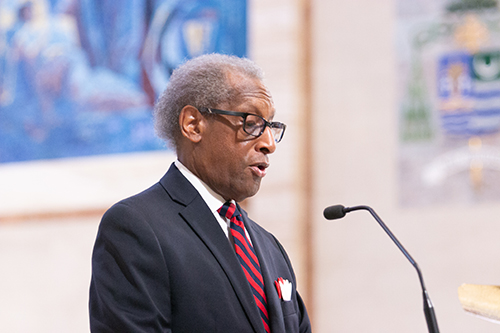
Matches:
[218,202,270,333]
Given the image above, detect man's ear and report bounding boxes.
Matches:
[179,105,205,143]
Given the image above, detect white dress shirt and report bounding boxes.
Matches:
[175,160,253,246]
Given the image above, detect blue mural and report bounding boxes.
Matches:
[0,0,247,163]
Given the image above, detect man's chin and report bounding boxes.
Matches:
[233,183,261,202]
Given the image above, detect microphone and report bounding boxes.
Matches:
[324,204,440,333]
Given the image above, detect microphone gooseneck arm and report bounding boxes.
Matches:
[324,204,440,333]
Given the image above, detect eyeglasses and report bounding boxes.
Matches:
[199,107,286,143]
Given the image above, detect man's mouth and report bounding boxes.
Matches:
[250,162,269,177]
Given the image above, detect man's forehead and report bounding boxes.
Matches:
[226,94,275,116]
[230,78,273,101]
[222,71,275,115]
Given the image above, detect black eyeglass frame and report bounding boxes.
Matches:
[198,107,286,143]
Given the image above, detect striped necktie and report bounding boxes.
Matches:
[218,202,270,333]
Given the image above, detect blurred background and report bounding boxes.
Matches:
[2,0,500,331]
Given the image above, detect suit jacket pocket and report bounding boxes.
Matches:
[282,300,299,333]
[281,300,297,317]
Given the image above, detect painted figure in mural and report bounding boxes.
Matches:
[0,0,157,161]
[0,0,246,163]
[89,53,312,333]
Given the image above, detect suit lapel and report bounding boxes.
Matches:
[160,164,264,333]
[240,207,286,333]
[240,208,285,333]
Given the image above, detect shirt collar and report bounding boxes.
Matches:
[174,160,228,213]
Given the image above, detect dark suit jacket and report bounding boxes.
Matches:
[89,163,311,332]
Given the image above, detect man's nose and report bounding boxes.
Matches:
[256,126,276,154]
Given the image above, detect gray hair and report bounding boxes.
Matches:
[153,53,265,150]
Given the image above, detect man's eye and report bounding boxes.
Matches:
[246,120,258,128]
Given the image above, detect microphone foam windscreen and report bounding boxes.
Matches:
[323,205,346,220]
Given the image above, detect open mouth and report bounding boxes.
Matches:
[250,162,269,177]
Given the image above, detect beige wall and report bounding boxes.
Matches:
[0,218,98,332]
[312,0,500,332]
[2,0,500,332]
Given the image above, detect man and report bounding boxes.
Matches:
[89,53,311,332]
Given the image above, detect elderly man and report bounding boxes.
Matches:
[89,53,311,332]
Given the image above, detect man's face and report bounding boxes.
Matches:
[193,74,277,202]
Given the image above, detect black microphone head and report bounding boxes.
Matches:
[323,205,347,220]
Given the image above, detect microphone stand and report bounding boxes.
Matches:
[344,205,440,333]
